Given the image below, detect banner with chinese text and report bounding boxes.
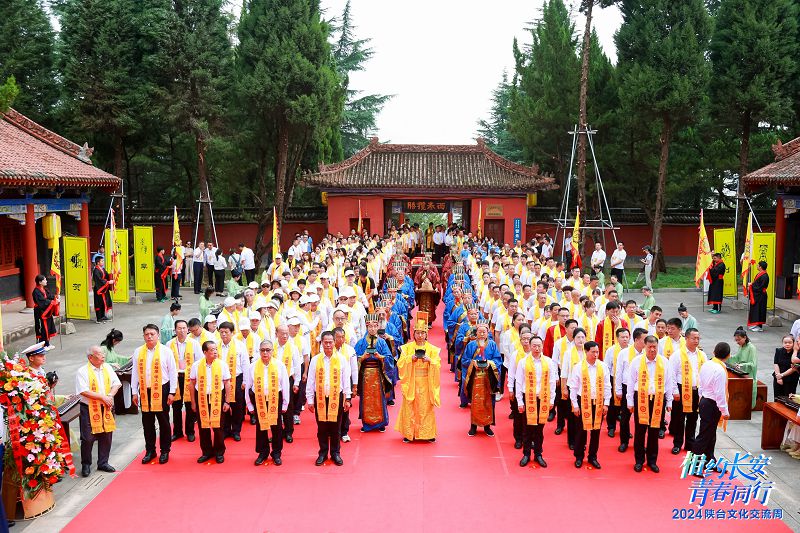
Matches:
[133,226,155,293]
[63,236,90,320]
[104,228,129,303]
[713,228,737,297]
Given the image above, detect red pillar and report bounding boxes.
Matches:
[78,202,90,244]
[22,203,40,308]
[775,198,786,277]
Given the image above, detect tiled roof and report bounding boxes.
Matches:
[0,108,120,191]
[743,136,800,187]
[299,138,557,193]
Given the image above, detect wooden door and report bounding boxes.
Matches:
[485,219,505,244]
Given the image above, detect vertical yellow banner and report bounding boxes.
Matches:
[63,236,90,320]
[133,226,155,293]
[752,232,776,310]
[105,228,129,303]
[713,228,737,297]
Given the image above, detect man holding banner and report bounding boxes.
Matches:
[92,256,114,323]
[747,261,769,332]
[706,253,725,314]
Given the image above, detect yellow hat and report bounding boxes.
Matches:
[414,312,429,332]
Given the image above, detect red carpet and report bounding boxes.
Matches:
[66,303,789,532]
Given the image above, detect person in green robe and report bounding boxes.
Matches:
[100,329,129,367]
[199,286,216,323]
[730,327,758,408]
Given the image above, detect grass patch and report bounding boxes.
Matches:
[625,266,696,289]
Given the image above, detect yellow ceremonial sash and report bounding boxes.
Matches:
[237,333,257,361]
[169,339,194,402]
[580,360,604,430]
[224,343,238,403]
[601,317,614,360]
[279,342,295,374]
[552,324,562,341]
[87,363,116,433]
[561,347,581,399]
[679,346,705,412]
[663,336,685,359]
[197,359,223,429]
[637,357,666,428]
[524,356,551,425]
[137,345,163,412]
[316,355,342,422]
[254,359,280,427]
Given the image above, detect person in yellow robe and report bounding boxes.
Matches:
[395,313,441,442]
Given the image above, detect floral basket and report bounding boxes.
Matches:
[0,355,74,500]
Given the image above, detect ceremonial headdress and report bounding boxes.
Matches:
[366,313,380,323]
[21,342,46,358]
[414,312,429,332]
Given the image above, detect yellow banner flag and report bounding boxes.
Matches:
[272,206,279,259]
[133,226,155,293]
[50,235,62,295]
[740,212,754,290]
[695,210,713,287]
[713,228,737,297]
[63,236,90,320]
[571,208,581,269]
[752,232,776,310]
[105,228,129,303]
[357,200,363,234]
[172,206,183,272]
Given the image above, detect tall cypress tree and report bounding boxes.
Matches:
[509,0,580,183]
[709,0,798,250]
[236,0,344,258]
[476,71,525,163]
[616,0,711,274]
[0,0,58,125]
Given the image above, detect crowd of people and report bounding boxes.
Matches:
[22,223,799,479]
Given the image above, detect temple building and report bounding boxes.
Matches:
[299,138,556,244]
[743,136,800,298]
[0,108,120,305]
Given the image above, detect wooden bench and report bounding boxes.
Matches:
[761,401,800,449]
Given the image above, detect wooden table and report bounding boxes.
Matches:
[727,370,754,420]
[754,380,767,411]
[761,401,800,449]
[416,288,439,324]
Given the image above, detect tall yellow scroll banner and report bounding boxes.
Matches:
[63,236,90,320]
[133,226,155,293]
[713,228,737,298]
[752,232,776,310]
[105,228,129,303]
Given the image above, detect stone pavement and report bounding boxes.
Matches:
[4,286,800,531]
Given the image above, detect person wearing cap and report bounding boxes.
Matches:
[287,315,312,425]
[217,321,250,441]
[22,342,48,377]
[354,315,394,433]
[462,322,502,435]
[131,324,178,465]
[219,296,237,332]
[395,313,441,442]
[263,253,288,284]
[249,310,268,344]
[245,339,289,466]
[306,331,352,466]
[253,281,272,309]
[190,340,231,464]
[274,325,302,439]
[76,345,122,477]
[167,319,202,442]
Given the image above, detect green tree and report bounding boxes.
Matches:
[236,0,344,258]
[476,71,525,163]
[162,0,234,241]
[0,76,20,113]
[509,0,580,184]
[330,0,391,158]
[615,0,712,274]
[0,0,58,125]
[709,0,798,251]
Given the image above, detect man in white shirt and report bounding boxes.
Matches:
[626,335,674,473]
[615,327,647,452]
[668,328,706,456]
[245,339,290,466]
[131,323,178,464]
[609,242,627,282]
[790,317,800,341]
[306,331,352,466]
[239,243,257,285]
[693,341,731,465]
[204,242,217,289]
[217,321,250,441]
[568,340,610,469]
[334,328,359,443]
[193,241,205,294]
[515,335,557,468]
[167,319,202,442]
[76,345,122,477]
[190,340,231,463]
[274,324,302,440]
[590,242,606,273]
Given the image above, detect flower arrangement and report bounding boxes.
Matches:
[0,354,73,498]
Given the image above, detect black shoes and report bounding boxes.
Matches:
[589,458,601,469]
[97,464,116,473]
[671,446,681,455]
[215,455,224,464]
[658,429,665,439]
[468,425,477,436]
[197,455,211,463]
[142,452,156,464]
[554,426,564,435]
[255,453,268,466]
[171,433,183,442]
[618,442,628,453]
[250,414,257,425]
[547,410,555,422]
[634,463,643,472]
[508,412,514,419]
[484,426,494,437]
[535,455,547,468]
[514,440,523,449]
[519,455,530,467]
[273,456,282,466]
[81,465,91,477]
[574,458,583,468]
[285,435,294,443]
[315,454,326,466]
[331,454,344,466]
[159,452,170,464]
[187,434,196,443]
[608,428,615,438]
[232,434,242,442]
[649,463,660,473]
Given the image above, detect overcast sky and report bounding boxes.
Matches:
[320,0,622,144]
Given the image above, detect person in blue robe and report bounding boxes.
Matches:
[460,323,502,423]
[354,315,394,430]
